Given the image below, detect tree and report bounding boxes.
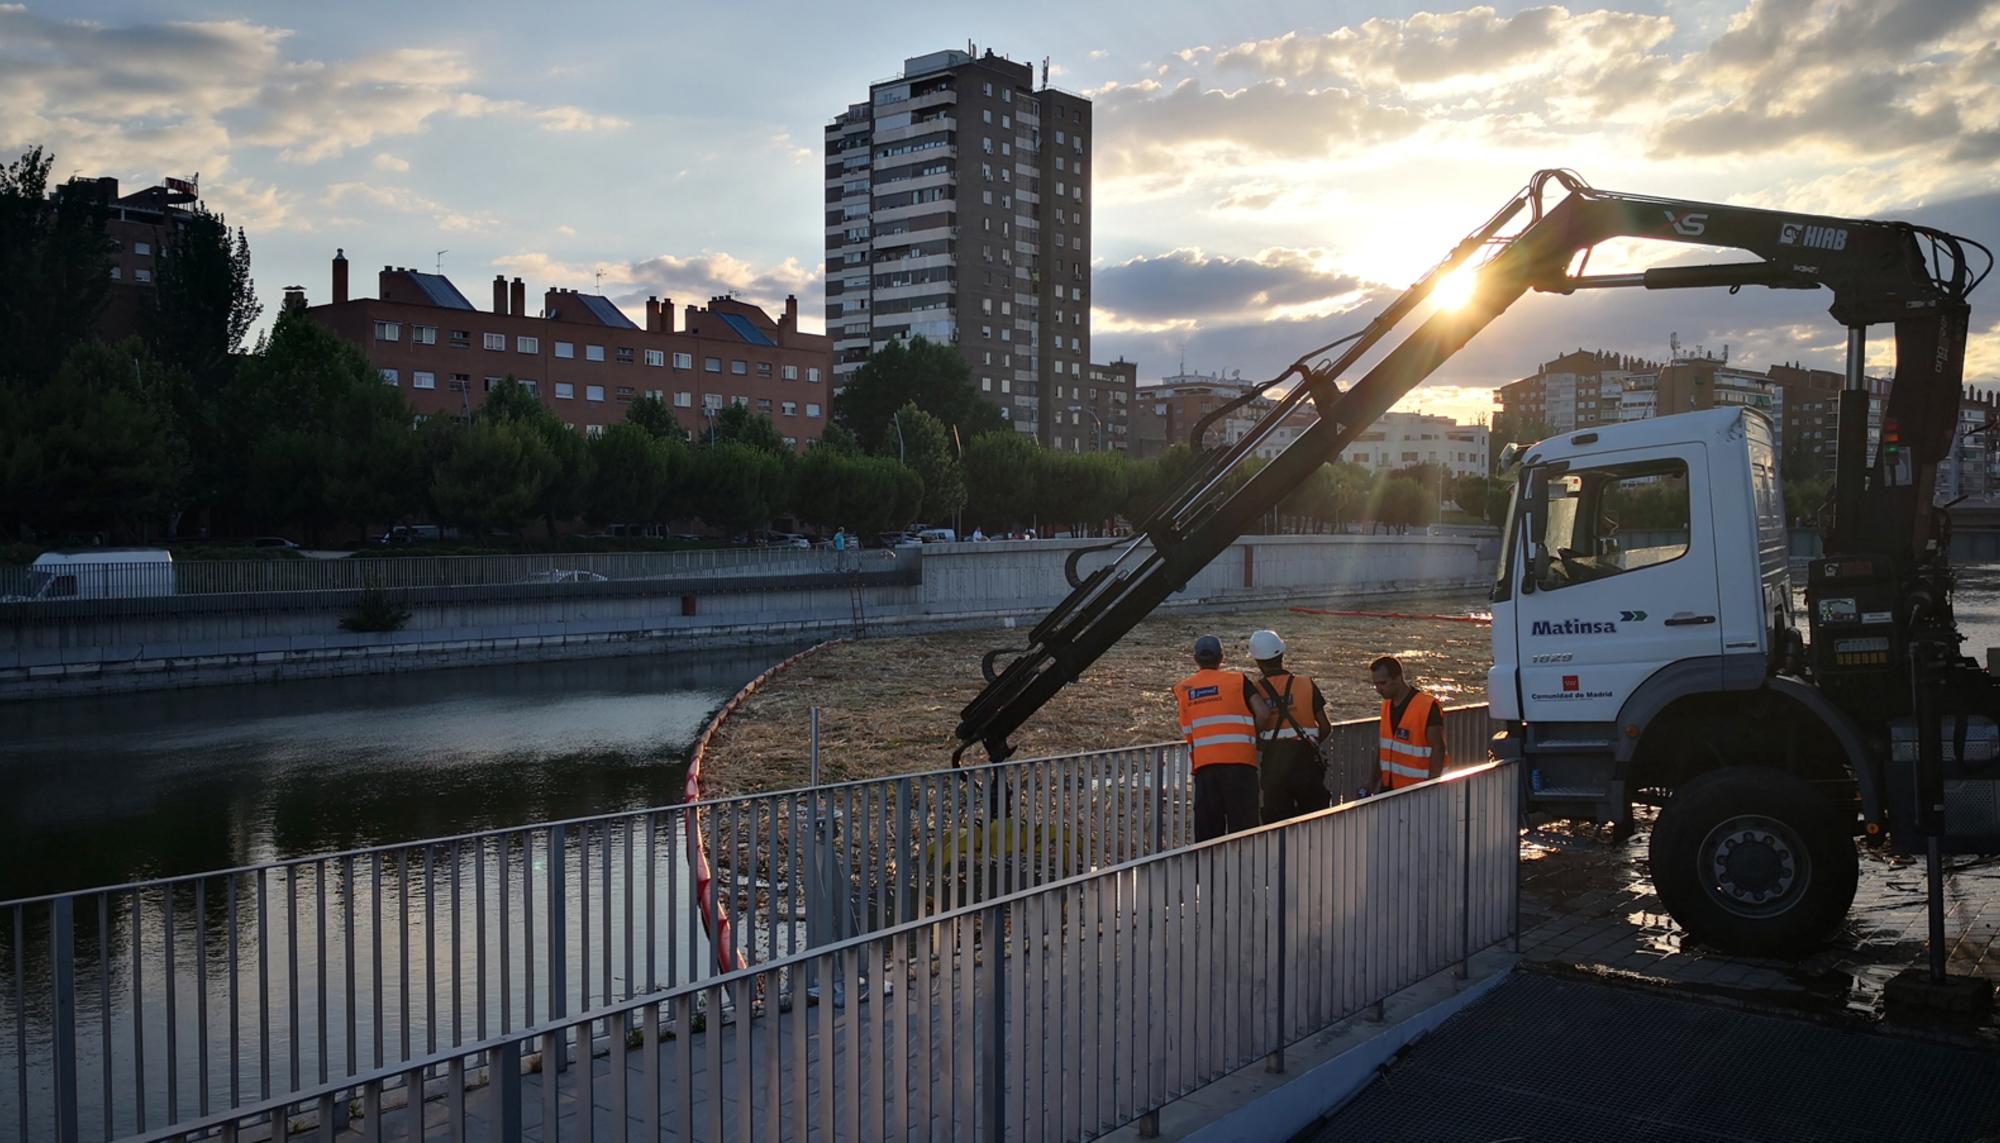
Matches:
[2,340,189,540]
[792,448,923,537]
[1121,443,1200,522]
[625,394,687,442]
[686,441,789,536]
[814,420,863,455]
[1034,450,1128,535]
[887,401,965,523]
[1451,473,1492,517]
[1369,476,1435,533]
[705,403,792,456]
[0,147,114,387]
[1490,410,1556,472]
[832,336,1004,453]
[430,418,554,537]
[587,423,686,525]
[148,204,260,382]
[477,378,589,537]
[962,430,1041,530]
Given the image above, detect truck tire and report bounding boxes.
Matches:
[1648,766,1859,957]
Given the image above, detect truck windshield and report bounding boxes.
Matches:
[1491,475,1522,602]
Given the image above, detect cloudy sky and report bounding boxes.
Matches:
[5,0,1997,424]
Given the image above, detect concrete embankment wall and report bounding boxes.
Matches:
[0,534,1488,700]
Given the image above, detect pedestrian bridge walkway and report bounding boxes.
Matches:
[1,709,1512,1141]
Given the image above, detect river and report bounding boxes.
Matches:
[0,647,797,902]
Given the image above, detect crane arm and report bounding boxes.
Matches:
[953,169,1987,765]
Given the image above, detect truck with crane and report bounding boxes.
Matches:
[952,169,1994,960]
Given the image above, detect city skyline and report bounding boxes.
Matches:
[4,0,1997,426]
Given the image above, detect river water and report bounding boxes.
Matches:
[0,648,795,903]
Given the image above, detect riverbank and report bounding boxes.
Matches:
[698,594,1495,797]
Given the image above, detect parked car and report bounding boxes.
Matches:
[375,524,456,546]
[875,532,923,549]
[249,536,299,550]
[515,569,610,584]
[4,548,174,602]
[765,533,812,549]
[669,533,704,543]
[916,527,957,544]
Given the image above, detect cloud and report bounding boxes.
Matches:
[1094,77,1417,178]
[1095,247,1365,324]
[372,152,409,172]
[556,224,576,237]
[325,181,495,232]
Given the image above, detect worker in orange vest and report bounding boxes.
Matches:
[1173,634,1262,840]
[1371,654,1449,794]
[1248,629,1334,822]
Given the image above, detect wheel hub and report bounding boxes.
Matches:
[1700,816,1810,917]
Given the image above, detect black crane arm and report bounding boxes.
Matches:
[953,169,1988,765]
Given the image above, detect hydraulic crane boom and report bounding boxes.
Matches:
[953,169,1988,765]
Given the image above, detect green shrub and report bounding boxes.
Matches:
[339,585,411,632]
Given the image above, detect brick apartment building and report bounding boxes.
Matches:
[1135,370,1270,454]
[1494,349,1661,432]
[303,252,834,448]
[1057,358,1136,451]
[826,48,1095,446]
[54,174,204,340]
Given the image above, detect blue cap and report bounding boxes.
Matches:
[1192,634,1223,661]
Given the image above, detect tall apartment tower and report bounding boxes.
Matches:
[826,48,1093,445]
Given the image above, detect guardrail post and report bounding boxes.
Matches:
[1152,747,1166,854]
[548,825,568,1072]
[1458,779,1473,981]
[1510,764,1523,954]
[1267,830,1287,1075]
[497,1037,524,1142]
[51,896,80,1143]
[896,777,914,924]
[987,902,1007,1143]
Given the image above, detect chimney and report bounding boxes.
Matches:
[646,296,660,333]
[332,248,349,304]
[493,275,509,315]
[510,277,526,318]
[662,297,675,334]
[782,294,798,334]
[683,303,699,335]
[545,287,565,320]
[282,285,307,313]
[379,265,395,301]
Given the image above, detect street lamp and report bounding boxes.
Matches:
[1067,404,1103,452]
[702,405,716,445]
[891,410,906,464]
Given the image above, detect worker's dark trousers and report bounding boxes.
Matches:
[1193,764,1261,841]
[1258,740,1331,823]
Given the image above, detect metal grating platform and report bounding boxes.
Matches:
[1306,971,2000,1143]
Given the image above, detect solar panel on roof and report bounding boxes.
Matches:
[579,294,639,329]
[718,312,777,346]
[406,272,475,310]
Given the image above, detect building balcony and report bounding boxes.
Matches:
[872,117,956,147]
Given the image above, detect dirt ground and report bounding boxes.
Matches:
[699,594,1495,796]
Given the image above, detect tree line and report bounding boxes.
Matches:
[0,144,1497,551]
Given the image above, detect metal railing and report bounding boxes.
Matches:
[0,547,908,617]
[0,707,1497,1141]
[135,761,1521,1143]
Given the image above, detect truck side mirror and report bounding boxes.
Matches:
[1522,467,1550,594]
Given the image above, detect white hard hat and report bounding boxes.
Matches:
[1248,629,1286,660]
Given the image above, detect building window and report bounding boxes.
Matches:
[806,402,822,418]
[134,241,151,256]
[616,347,634,364]
[586,385,605,402]
[413,371,436,390]
[449,373,470,391]
[450,329,471,346]
[549,381,571,400]
[783,364,799,380]
[731,360,747,375]
[413,325,437,345]
[757,362,773,377]
[484,332,506,351]
[586,344,605,362]
[808,368,822,383]
[554,341,575,359]
[757,398,773,412]
[374,321,401,342]
[517,336,538,353]
[616,386,635,401]
[484,376,505,391]
[645,349,665,367]
[675,391,693,407]
[380,368,399,386]
[731,395,748,408]
[110,266,121,280]
[705,357,721,373]
[782,401,798,417]
[704,393,724,411]
[586,424,604,439]
[669,352,690,369]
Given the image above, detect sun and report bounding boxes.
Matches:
[1432,264,1480,310]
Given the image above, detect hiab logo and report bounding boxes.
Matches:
[1780,222,1848,251]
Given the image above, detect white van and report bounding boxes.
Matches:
[7,549,175,601]
[916,527,957,544]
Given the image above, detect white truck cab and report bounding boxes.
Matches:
[7,548,176,601]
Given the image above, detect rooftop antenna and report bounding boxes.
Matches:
[435,249,448,274]
[1042,56,1050,86]
[595,267,604,292]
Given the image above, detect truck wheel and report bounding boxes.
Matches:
[1648,766,1859,957]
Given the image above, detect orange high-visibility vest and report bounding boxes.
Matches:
[1379,690,1448,790]
[1174,669,1259,769]
[1254,672,1318,742]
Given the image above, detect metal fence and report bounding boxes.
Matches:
[0,707,1497,1141]
[126,761,1521,1143]
[0,547,907,615]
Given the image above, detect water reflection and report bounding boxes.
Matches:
[0,648,795,901]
